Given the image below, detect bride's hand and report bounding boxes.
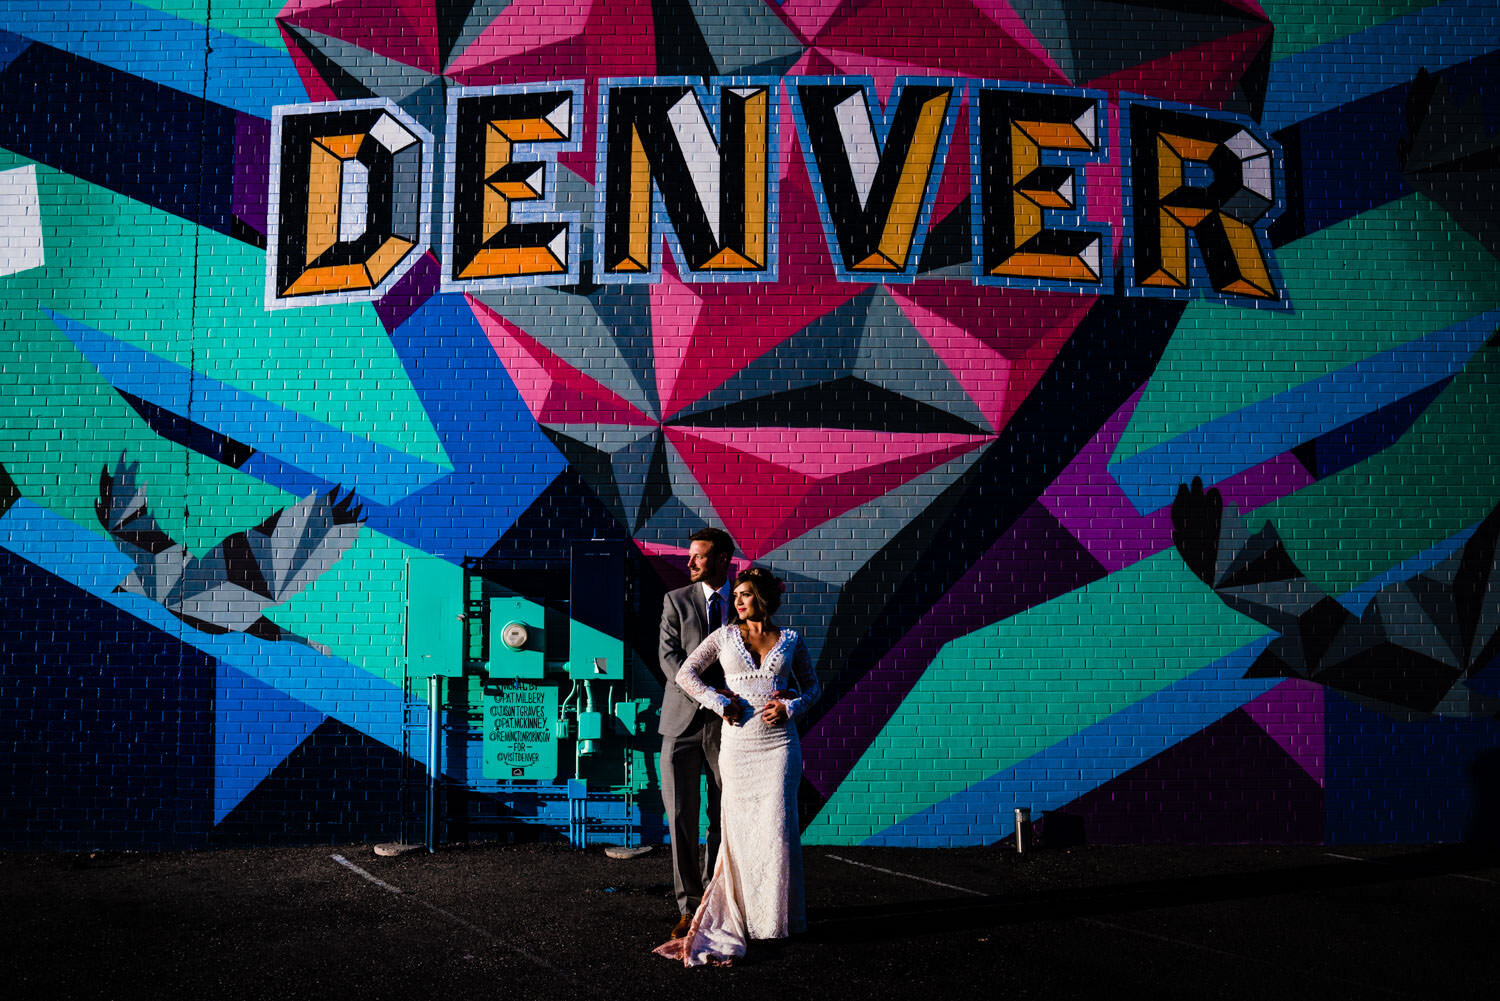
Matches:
[759,700,788,725]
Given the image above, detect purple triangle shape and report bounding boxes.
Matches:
[1051,709,1325,844]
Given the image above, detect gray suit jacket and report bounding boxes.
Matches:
[658,583,726,736]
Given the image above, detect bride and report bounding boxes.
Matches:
[653,566,821,966]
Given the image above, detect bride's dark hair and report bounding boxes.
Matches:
[733,566,783,618]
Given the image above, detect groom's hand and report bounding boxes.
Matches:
[717,690,747,724]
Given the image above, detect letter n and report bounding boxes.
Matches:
[598,78,776,282]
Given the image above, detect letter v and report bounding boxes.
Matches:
[792,79,959,281]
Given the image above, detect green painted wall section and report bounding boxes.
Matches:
[0,283,419,685]
[1260,336,1500,597]
[269,536,433,686]
[805,550,1269,845]
[1112,195,1500,465]
[1262,1,1436,59]
[0,153,447,472]
[137,0,288,50]
[0,156,446,685]
[0,298,425,687]
[0,154,275,553]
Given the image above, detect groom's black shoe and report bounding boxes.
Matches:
[671,914,692,939]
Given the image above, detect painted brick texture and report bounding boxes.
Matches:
[1,1,1497,851]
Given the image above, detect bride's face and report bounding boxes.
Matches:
[732,582,763,622]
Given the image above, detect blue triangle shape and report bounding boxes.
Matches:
[215,662,325,823]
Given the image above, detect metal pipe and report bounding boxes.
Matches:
[426,675,441,853]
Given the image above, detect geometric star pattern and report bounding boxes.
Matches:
[273,0,1278,568]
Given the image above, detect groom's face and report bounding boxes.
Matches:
[687,541,728,587]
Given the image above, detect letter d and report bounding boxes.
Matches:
[267,100,433,309]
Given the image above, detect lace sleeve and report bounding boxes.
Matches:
[779,633,821,718]
[676,627,731,714]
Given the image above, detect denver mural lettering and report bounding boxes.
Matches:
[266,78,1282,309]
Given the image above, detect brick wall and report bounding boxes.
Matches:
[1,1,1497,849]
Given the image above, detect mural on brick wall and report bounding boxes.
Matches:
[1,1,1498,850]
[95,458,366,648]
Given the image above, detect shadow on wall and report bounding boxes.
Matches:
[1468,746,1500,843]
[1037,736,1500,848]
[1036,811,1087,849]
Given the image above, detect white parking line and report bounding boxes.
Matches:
[822,850,1420,998]
[330,854,574,978]
[1079,917,1421,999]
[822,853,988,896]
[1324,851,1497,884]
[331,854,404,893]
[1449,872,1496,884]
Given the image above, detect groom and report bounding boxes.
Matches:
[658,526,735,938]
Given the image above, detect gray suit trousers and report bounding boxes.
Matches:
[658,582,725,914]
[660,713,722,914]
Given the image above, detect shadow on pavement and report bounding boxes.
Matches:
[807,844,1497,943]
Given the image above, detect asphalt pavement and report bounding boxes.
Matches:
[2,840,1496,1000]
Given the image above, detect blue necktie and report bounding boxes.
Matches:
[707,592,722,631]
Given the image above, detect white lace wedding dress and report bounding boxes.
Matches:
[653,624,821,966]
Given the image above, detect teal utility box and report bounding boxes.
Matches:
[481,683,558,781]
[486,595,545,679]
[406,556,463,677]
[613,697,652,735]
[576,711,604,741]
[567,542,625,680]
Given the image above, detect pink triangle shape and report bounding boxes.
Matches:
[927,99,972,238]
[1216,0,1270,20]
[649,269,709,419]
[470,296,653,428]
[278,20,342,103]
[443,1,656,184]
[807,48,952,104]
[813,1,1064,86]
[1089,26,1272,110]
[967,0,1068,77]
[666,426,993,558]
[278,0,343,19]
[441,0,593,64]
[654,169,865,420]
[278,0,443,74]
[773,0,854,41]
[785,47,845,84]
[1086,118,1126,266]
[446,0,657,86]
[892,282,1091,433]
